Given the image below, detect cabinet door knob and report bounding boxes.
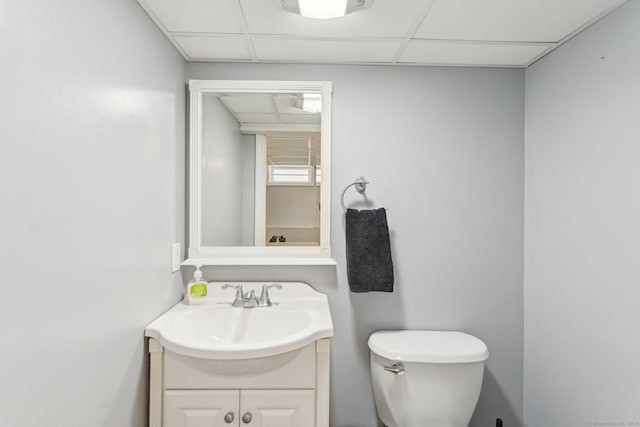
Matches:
[242,412,252,423]
[224,411,234,423]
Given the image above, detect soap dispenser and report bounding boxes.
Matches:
[184,265,207,305]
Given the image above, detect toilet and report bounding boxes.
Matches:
[368,330,489,427]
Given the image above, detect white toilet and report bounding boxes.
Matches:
[368,330,489,427]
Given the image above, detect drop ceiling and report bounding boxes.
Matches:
[137,0,628,67]
[214,93,321,126]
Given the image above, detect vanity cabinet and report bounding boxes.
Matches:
[164,390,237,427]
[148,338,330,427]
[164,389,315,427]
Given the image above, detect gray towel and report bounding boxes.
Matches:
[345,208,394,292]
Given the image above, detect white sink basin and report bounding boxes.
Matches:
[145,282,333,359]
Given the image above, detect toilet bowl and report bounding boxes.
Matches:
[368,330,489,427]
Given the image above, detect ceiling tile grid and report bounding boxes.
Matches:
[240,0,433,38]
[398,40,554,67]
[136,0,629,67]
[414,0,625,43]
[252,37,402,63]
[215,94,322,126]
[174,35,252,60]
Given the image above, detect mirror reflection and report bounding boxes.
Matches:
[200,92,322,247]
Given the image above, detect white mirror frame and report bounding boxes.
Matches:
[185,80,336,266]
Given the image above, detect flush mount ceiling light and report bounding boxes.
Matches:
[294,94,322,113]
[302,94,322,113]
[281,0,372,20]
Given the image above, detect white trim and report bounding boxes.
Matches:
[319,82,332,256]
[188,83,203,259]
[192,80,329,93]
[187,80,334,266]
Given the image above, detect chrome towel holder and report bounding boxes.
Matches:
[341,176,370,212]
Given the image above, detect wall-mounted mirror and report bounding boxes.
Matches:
[186,80,335,265]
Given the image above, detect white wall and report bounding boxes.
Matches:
[201,96,244,246]
[0,1,185,426]
[524,2,640,426]
[188,63,525,427]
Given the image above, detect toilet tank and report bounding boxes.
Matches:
[368,331,489,427]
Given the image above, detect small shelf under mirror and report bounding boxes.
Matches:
[182,257,338,266]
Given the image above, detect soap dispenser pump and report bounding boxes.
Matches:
[184,265,207,305]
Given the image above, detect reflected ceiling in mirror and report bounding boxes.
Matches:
[219,92,321,127]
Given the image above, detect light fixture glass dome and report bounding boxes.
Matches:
[299,0,346,19]
[281,0,372,20]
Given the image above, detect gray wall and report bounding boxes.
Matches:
[0,1,185,426]
[188,63,525,427]
[242,135,256,245]
[524,2,640,426]
[5,0,636,425]
[201,96,245,246]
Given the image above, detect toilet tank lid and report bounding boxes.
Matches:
[368,330,489,364]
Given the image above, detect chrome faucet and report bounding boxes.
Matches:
[222,283,282,308]
[222,284,259,308]
[258,284,283,307]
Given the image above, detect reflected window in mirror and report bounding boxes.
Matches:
[266,135,321,247]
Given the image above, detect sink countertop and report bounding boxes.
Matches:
[145,281,334,360]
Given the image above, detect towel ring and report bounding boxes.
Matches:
[341,176,369,212]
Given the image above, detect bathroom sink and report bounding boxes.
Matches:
[145,281,333,359]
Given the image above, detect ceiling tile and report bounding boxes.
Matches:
[398,40,552,66]
[174,36,251,60]
[137,0,626,66]
[240,0,434,38]
[252,37,401,63]
[220,95,276,113]
[142,0,243,33]
[415,0,624,43]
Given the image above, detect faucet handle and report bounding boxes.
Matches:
[258,284,282,307]
[222,284,244,307]
[222,283,243,293]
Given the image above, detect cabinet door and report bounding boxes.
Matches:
[240,390,315,427]
[164,390,239,427]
